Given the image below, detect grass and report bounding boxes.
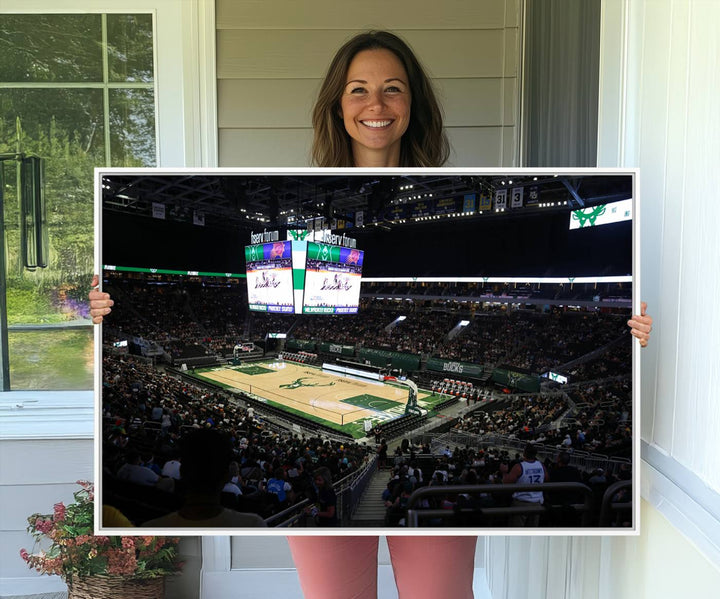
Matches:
[8,329,94,390]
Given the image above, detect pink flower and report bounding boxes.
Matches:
[53,503,66,522]
[75,535,92,546]
[121,537,135,549]
[106,548,137,576]
[34,518,53,534]
[19,549,29,562]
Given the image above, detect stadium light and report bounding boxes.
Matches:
[459,320,470,326]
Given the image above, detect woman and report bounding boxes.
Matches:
[311,30,448,168]
[90,30,652,599]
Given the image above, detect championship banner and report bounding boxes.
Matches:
[463,194,476,213]
[478,193,492,211]
[426,358,484,377]
[511,187,524,208]
[494,189,507,210]
[388,205,408,221]
[411,200,433,218]
[152,202,165,219]
[435,197,458,215]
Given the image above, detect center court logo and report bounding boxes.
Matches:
[279,377,336,390]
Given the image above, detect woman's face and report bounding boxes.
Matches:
[340,48,411,167]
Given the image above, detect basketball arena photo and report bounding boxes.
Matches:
[98,170,636,531]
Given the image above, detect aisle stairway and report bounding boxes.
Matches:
[350,467,390,527]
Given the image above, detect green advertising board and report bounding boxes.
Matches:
[492,368,541,392]
[286,339,317,351]
[426,357,485,377]
[318,342,355,356]
[357,348,420,371]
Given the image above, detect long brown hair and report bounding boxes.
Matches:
[311,31,449,167]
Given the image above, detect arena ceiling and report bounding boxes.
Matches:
[101,172,633,232]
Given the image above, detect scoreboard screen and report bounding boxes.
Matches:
[302,242,364,314]
[245,241,295,313]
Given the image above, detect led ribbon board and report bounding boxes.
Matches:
[569,198,632,229]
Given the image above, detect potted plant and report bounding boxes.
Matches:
[20,480,182,598]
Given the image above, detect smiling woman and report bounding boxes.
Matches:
[340,49,412,167]
[311,30,448,168]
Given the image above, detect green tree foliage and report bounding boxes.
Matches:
[0,13,155,325]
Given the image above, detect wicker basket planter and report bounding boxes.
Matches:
[67,575,165,599]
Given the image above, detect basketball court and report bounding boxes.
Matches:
[188,360,441,437]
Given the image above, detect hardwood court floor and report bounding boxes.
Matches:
[195,360,431,426]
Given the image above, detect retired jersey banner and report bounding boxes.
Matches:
[478,193,492,211]
[526,186,539,206]
[511,187,524,208]
[494,189,507,210]
[463,194,476,213]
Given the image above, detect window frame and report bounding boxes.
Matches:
[0,1,216,413]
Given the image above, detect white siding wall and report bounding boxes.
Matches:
[0,439,93,587]
[485,0,720,597]
[216,0,521,167]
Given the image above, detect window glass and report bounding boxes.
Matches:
[0,15,103,82]
[109,88,156,167]
[107,14,155,83]
[0,13,156,390]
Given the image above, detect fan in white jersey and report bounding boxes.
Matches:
[500,443,549,526]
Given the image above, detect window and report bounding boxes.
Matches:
[0,13,156,390]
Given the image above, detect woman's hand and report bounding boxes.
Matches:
[89,274,113,324]
[627,301,653,348]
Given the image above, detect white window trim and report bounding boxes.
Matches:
[2,0,218,168]
[641,445,720,567]
[598,0,720,569]
[0,390,93,439]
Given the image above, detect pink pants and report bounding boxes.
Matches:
[287,536,477,599]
